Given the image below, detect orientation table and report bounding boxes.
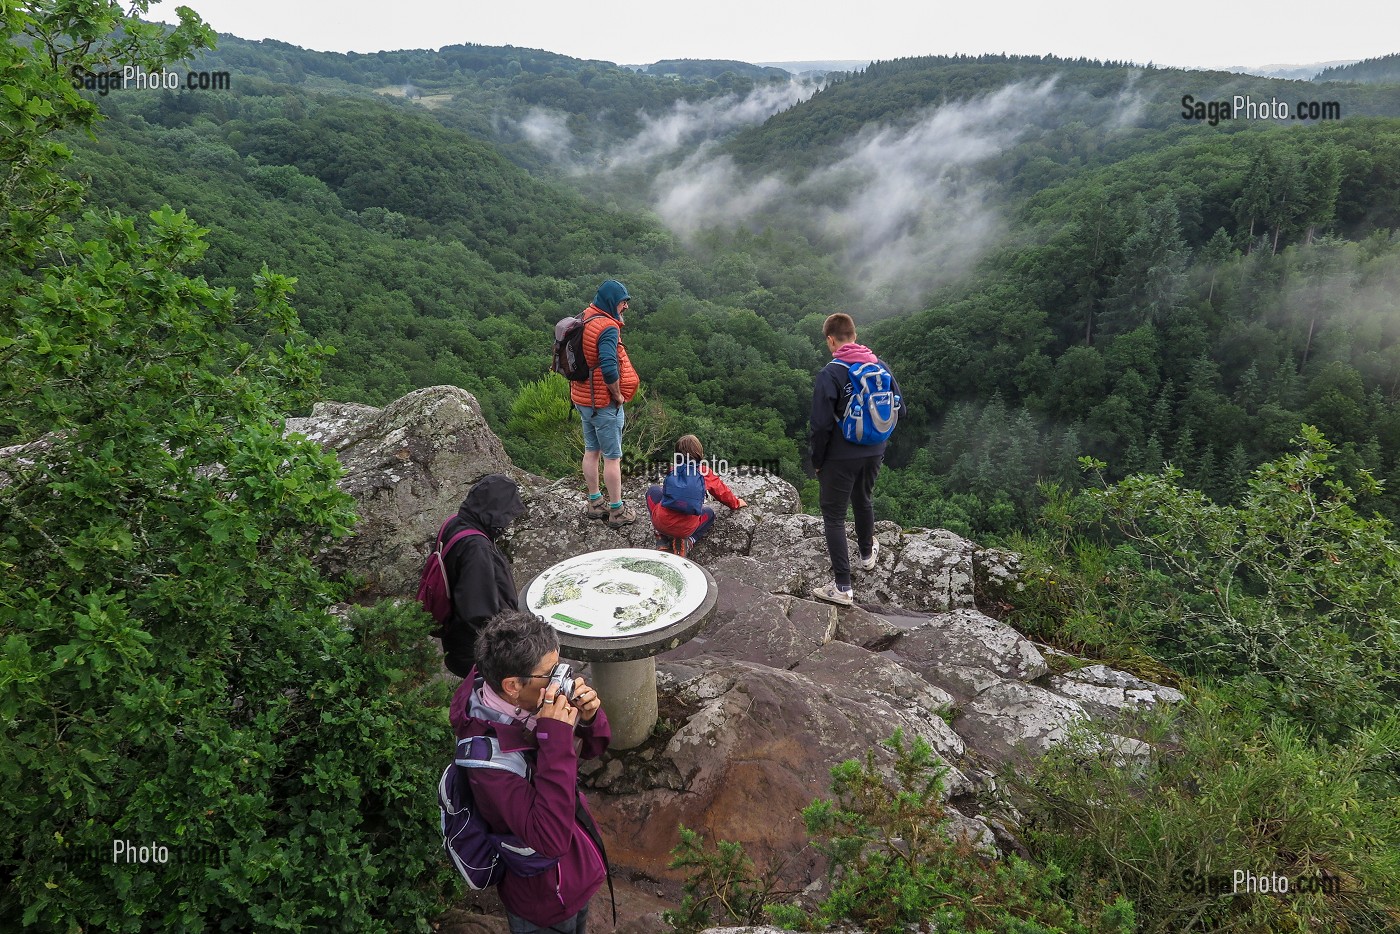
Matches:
[522,547,717,749]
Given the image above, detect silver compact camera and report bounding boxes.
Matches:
[547,663,576,701]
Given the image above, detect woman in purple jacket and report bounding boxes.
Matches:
[450,612,611,934]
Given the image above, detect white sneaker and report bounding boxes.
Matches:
[859,539,880,572]
[812,581,854,607]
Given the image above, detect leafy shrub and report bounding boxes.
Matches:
[802,731,1133,934]
[662,825,794,934]
[1017,692,1400,934]
[2,5,455,927]
[1077,427,1400,739]
[666,732,1134,934]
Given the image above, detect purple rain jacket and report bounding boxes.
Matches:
[449,676,611,926]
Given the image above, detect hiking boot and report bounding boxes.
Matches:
[583,497,609,520]
[606,502,636,528]
[812,581,854,607]
[859,539,880,572]
[671,536,691,559]
[655,536,669,551]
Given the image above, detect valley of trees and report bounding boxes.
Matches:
[4,1,1399,930]
[63,39,1400,540]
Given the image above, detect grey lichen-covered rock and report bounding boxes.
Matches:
[793,641,963,761]
[894,609,1048,682]
[973,546,1026,607]
[737,518,982,613]
[706,555,802,595]
[832,605,903,652]
[659,579,836,670]
[1043,664,1186,722]
[590,659,972,884]
[725,470,802,515]
[954,681,1089,767]
[743,512,834,594]
[882,528,979,611]
[284,385,523,596]
[915,664,1009,706]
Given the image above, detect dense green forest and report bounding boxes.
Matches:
[1318,53,1400,84]
[66,37,1400,541]
[6,3,1400,928]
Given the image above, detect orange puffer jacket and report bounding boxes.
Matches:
[569,307,639,409]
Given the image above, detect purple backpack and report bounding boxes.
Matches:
[417,518,486,626]
[440,730,558,889]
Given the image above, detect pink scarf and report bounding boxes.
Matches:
[479,680,539,731]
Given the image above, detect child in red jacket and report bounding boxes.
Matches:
[646,434,746,557]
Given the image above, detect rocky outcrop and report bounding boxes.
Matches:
[288,386,1187,904]
[1044,664,1187,723]
[285,387,521,596]
[895,608,1049,687]
[586,659,973,884]
[286,386,990,611]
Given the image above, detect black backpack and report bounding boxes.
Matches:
[551,312,606,382]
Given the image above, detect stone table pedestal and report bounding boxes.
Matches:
[523,548,717,750]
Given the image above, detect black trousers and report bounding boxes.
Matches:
[441,622,478,678]
[818,453,882,589]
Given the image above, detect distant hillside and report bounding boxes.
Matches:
[188,34,613,91]
[1317,53,1400,84]
[643,59,790,80]
[758,59,871,77]
[178,31,779,161]
[725,53,1400,172]
[1210,61,1357,81]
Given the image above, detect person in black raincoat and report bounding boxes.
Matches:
[437,474,527,677]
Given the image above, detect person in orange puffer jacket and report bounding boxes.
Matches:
[572,279,640,529]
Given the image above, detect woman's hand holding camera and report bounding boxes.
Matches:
[539,685,580,726]
[539,678,600,726]
[570,678,601,723]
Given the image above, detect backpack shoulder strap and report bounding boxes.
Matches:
[440,525,487,556]
[456,735,531,779]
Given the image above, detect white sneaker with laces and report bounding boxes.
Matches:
[859,539,880,572]
[812,581,854,607]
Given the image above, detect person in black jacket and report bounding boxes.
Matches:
[437,474,526,677]
[809,313,905,607]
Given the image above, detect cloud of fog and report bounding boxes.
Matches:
[517,109,574,155]
[652,149,788,238]
[515,75,1146,307]
[512,79,816,173]
[605,80,814,170]
[651,80,1063,305]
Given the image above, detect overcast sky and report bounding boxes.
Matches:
[153,0,1392,70]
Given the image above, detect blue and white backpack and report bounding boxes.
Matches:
[839,361,900,445]
[660,457,706,515]
[439,712,558,889]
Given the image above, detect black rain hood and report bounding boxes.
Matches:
[457,474,526,539]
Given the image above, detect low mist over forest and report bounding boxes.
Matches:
[65,33,1400,536]
[5,3,1400,930]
